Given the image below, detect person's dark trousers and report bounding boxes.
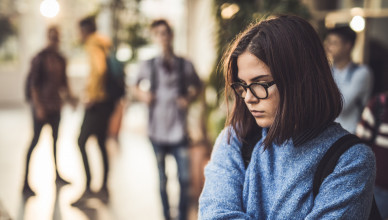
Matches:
[151,140,191,220]
[77,100,115,191]
[24,109,60,187]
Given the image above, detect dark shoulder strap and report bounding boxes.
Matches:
[346,63,359,82]
[313,134,361,196]
[149,58,157,93]
[177,56,187,96]
[313,134,382,220]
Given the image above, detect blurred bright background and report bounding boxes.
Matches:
[1,0,388,219]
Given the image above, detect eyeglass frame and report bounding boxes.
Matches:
[230,81,276,99]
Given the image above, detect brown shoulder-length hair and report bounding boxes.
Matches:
[224,15,342,148]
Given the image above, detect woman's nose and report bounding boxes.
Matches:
[244,88,259,103]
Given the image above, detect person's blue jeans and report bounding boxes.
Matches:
[375,185,388,219]
[151,140,191,220]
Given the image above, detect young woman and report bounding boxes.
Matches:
[199,15,376,219]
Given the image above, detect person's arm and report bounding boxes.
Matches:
[133,60,154,106]
[199,129,251,219]
[84,42,108,105]
[177,61,203,109]
[305,144,376,219]
[29,55,45,120]
[58,57,77,108]
[133,86,154,106]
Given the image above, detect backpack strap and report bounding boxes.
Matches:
[345,63,359,82]
[149,58,157,94]
[346,63,366,114]
[313,134,382,220]
[312,134,361,196]
[177,57,187,96]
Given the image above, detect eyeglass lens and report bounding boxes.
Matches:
[233,83,267,99]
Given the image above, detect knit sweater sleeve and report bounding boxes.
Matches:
[199,129,251,219]
[306,143,376,219]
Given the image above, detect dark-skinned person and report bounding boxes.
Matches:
[23,26,75,199]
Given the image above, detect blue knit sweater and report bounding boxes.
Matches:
[199,123,376,219]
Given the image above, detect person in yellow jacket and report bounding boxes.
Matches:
[71,16,115,206]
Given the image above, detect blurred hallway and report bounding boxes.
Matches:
[0,102,197,220]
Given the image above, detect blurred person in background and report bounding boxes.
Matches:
[134,19,202,220]
[71,16,115,206]
[357,92,388,219]
[23,26,75,199]
[324,26,373,134]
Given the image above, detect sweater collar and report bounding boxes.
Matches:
[292,122,334,147]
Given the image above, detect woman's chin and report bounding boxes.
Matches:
[254,118,273,128]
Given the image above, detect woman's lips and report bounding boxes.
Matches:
[250,110,264,117]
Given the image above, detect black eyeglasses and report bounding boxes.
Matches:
[231,81,276,99]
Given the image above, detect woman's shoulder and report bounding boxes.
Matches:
[309,123,347,145]
[315,123,375,167]
[205,127,248,173]
[337,140,376,172]
[212,127,241,150]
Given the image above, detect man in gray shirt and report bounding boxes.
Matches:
[135,19,202,220]
[325,26,373,133]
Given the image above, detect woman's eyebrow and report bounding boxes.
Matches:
[237,75,270,82]
[251,75,270,81]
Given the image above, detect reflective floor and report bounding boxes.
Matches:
[0,102,198,220]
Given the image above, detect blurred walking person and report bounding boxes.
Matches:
[135,19,202,220]
[71,16,115,206]
[23,26,74,199]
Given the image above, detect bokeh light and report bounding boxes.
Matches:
[40,0,60,18]
[350,15,365,32]
[221,3,240,19]
[116,44,133,62]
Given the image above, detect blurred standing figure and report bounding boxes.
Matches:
[23,26,73,199]
[71,16,115,206]
[357,92,388,219]
[324,26,373,133]
[135,19,202,220]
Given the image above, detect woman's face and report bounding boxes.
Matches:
[236,51,280,128]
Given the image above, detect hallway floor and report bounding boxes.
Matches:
[0,102,198,220]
